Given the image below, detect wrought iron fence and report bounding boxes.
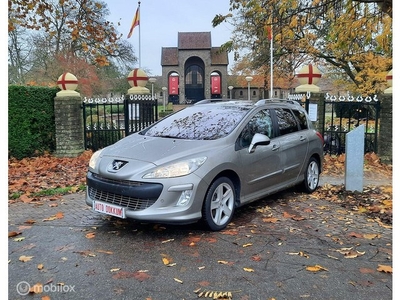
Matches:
[322,93,380,155]
[82,95,158,151]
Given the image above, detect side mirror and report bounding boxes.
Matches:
[249,133,271,153]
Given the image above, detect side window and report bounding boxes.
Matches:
[292,109,309,130]
[275,108,298,136]
[238,110,273,148]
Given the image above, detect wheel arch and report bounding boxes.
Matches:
[208,170,241,207]
[310,153,323,174]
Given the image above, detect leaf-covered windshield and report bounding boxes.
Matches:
[142,104,251,140]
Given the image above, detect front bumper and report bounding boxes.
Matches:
[85,171,205,224]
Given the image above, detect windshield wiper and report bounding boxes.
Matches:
[157,135,184,139]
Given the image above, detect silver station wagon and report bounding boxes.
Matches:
[86,99,324,231]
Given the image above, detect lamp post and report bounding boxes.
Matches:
[162,86,167,112]
[228,86,233,100]
[149,77,156,98]
[245,76,253,101]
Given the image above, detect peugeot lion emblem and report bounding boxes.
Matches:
[107,160,128,172]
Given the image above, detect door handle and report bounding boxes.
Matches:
[272,144,280,151]
[300,136,306,141]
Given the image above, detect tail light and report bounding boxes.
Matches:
[316,131,324,145]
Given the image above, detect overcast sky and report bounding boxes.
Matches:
[106,0,234,76]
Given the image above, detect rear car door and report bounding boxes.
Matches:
[273,107,309,184]
[236,109,282,203]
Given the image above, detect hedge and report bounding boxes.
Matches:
[8,85,58,159]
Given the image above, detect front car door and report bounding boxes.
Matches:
[236,109,283,204]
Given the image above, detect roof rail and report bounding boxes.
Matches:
[255,98,301,106]
[194,99,232,105]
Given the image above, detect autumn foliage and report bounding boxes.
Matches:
[8,150,93,202]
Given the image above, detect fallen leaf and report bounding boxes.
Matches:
[162,257,171,265]
[97,250,113,255]
[251,255,262,261]
[242,243,252,248]
[37,263,44,270]
[218,260,229,265]
[220,229,239,236]
[20,194,33,203]
[348,232,363,238]
[161,239,174,243]
[205,237,218,243]
[110,268,121,272]
[288,251,309,258]
[306,265,328,272]
[377,264,392,273]
[336,247,353,255]
[85,232,95,239]
[363,233,380,240]
[167,263,177,267]
[174,278,183,284]
[243,267,254,272]
[283,211,296,218]
[55,212,64,219]
[13,237,25,242]
[262,217,279,223]
[344,250,365,259]
[19,255,34,262]
[8,231,21,237]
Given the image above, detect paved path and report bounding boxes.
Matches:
[8,174,392,300]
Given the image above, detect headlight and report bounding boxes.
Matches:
[143,157,207,179]
[89,149,103,170]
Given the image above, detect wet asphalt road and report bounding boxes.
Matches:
[8,177,392,300]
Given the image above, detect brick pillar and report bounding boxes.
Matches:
[378,94,392,164]
[54,96,85,157]
[307,92,325,133]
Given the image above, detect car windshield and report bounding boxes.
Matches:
[141,104,251,140]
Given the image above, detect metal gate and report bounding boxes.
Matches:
[82,95,158,151]
[322,93,380,155]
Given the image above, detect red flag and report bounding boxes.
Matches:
[266,25,272,40]
[127,6,140,38]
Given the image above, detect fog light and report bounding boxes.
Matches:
[177,190,193,206]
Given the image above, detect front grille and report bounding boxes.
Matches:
[92,173,143,186]
[88,186,156,211]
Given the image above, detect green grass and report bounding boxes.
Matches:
[9,185,87,200]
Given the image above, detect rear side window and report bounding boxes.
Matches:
[275,108,298,135]
[292,109,309,130]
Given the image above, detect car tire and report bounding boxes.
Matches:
[202,177,236,231]
[302,157,320,193]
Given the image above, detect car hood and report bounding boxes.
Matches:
[101,133,225,166]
